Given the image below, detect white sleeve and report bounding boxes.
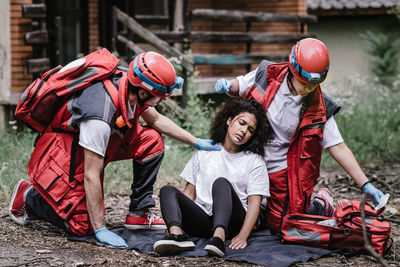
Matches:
[180,151,199,185]
[236,69,257,97]
[79,119,111,157]
[321,116,344,149]
[247,157,270,198]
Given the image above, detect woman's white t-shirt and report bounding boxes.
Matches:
[180,145,270,216]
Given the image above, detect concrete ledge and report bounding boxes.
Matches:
[0,105,10,131]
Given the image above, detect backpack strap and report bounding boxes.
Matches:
[69,133,79,182]
[103,78,120,112]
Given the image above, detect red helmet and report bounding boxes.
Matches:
[128,51,183,97]
[289,38,330,84]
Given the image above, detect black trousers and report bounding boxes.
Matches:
[25,187,69,232]
[159,177,246,239]
[129,153,164,211]
[307,199,326,216]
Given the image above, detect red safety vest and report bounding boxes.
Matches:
[245,62,327,233]
[27,73,148,236]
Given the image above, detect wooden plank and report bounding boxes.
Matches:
[173,77,236,95]
[115,7,194,72]
[135,31,312,43]
[116,35,145,55]
[130,32,189,43]
[190,9,317,23]
[27,58,51,73]
[24,30,49,45]
[22,4,47,19]
[193,32,312,43]
[193,53,286,65]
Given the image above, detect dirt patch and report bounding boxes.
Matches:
[1,165,400,267]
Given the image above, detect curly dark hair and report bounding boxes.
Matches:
[210,99,273,157]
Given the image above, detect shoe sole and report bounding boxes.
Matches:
[124,224,167,230]
[204,244,225,257]
[8,180,29,226]
[154,240,195,255]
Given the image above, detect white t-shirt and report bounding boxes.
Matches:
[180,144,270,216]
[237,70,343,172]
[78,103,138,157]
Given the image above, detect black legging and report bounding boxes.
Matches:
[159,177,246,239]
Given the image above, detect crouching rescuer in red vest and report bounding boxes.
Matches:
[213,38,386,234]
[9,51,220,247]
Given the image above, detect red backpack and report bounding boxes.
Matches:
[335,199,391,256]
[281,200,391,256]
[15,48,120,133]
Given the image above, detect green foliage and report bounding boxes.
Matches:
[0,130,35,202]
[360,30,400,86]
[321,76,400,168]
[164,74,215,148]
[396,6,400,21]
[181,90,214,140]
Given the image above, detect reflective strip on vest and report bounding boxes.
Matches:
[67,67,99,91]
[287,227,321,243]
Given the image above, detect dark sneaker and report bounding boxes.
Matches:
[125,211,166,230]
[204,236,225,257]
[314,188,335,217]
[154,234,195,255]
[9,179,32,225]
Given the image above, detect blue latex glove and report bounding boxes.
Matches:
[194,139,221,151]
[362,182,384,205]
[95,227,128,248]
[214,78,232,94]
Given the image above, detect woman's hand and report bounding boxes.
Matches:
[228,195,262,250]
[229,234,248,249]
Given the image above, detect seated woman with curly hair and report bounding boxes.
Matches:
[154,99,273,257]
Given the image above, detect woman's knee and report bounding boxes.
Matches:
[212,177,230,192]
[159,185,178,198]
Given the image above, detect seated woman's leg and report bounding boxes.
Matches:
[155,185,212,255]
[159,185,212,237]
[211,177,247,239]
[206,177,246,256]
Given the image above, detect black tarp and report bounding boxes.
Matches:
[69,228,335,267]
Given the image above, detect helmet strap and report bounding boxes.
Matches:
[287,70,298,96]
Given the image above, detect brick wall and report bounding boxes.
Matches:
[88,0,100,52]
[10,0,32,94]
[188,0,306,77]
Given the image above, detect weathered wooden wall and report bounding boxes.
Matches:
[10,0,33,94]
[188,0,307,77]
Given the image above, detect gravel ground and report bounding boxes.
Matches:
[1,164,400,267]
